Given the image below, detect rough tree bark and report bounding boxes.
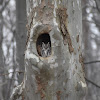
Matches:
[11,0,87,100]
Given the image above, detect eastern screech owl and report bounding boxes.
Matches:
[40,42,51,57]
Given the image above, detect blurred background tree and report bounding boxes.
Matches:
[0,0,26,100]
[82,0,100,100]
[0,0,100,100]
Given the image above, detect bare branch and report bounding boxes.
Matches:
[85,77,100,88]
[84,60,100,64]
[0,71,24,76]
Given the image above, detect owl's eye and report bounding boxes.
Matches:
[36,33,51,57]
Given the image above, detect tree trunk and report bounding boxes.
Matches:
[0,11,4,100]
[11,0,87,100]
[15,0,27,84]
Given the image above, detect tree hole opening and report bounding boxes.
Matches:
[36,33,51,57]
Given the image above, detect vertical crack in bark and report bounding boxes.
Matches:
[76,35,79,43]
[79,53,85,77]
[56,91,61,100]
[57,7,74,54]
[35,75,46,99]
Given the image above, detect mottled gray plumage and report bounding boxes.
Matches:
[41,42,51,57]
